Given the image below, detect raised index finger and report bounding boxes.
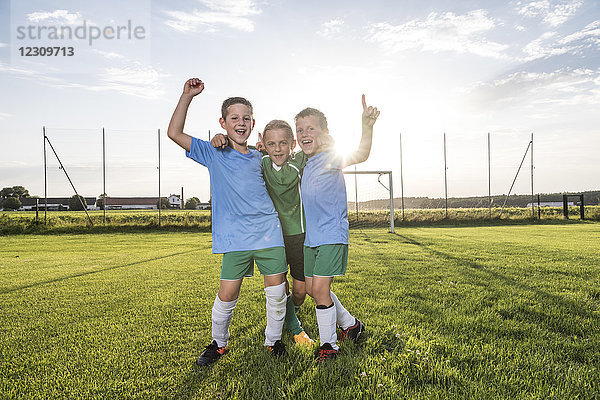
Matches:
[362,94,367,111]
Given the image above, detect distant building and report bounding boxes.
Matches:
[19,197,96,211]
[526,201,575,208]
[197,201,211,210]
[104,197,158,210]
[168,194,182,208]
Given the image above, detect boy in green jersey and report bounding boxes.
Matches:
[211,120,314,346]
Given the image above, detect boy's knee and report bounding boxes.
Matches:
[292,285,306,298]
[217,289,240,303]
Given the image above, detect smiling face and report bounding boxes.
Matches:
[219,103,254,152]
[263,128,295,166]
[295,115,328,157]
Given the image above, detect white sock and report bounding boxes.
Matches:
[316,304,339,350]
[264,282,287,346]
[330,291,355,330]
[211,294,237,348]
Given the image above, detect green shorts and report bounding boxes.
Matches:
[303,244,348,278]
[220,246,287,281]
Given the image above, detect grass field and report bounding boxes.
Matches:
[2,206,599,234]
[1,224,600,399]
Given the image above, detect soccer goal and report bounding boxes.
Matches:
[343,170,395,233]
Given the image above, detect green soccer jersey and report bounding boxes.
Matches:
[261,151,308,236]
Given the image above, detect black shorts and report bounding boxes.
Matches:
[284,233,305,282]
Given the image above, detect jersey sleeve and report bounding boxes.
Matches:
[291,151,308,171]
[186,137,215,167]
[325,150,345,170]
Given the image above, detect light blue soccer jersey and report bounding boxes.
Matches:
[186,137,284,253]
[300,150,349,247]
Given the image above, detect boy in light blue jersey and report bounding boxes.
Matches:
[211,120,315,347]
[167,78,289,367]
[295,95,380,362]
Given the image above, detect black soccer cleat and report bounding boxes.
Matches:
[315,343,339,363]
[339,318,365,343]
[196,340,226,367]
[266,339,287,357]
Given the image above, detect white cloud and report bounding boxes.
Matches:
[96,64,169,99]
[26,9,83,25]
[0,112,11,120]
[517,0,582,27]
[522,31,570,59]
[90,49,126,60]
[0,61,167,100]
[0,43,7,48]
[522,20,600,60]
[164,0,261,33]
[469,67,600,107]
[318,19,345,38]
[367,10,508,59]
[560,20,600,46]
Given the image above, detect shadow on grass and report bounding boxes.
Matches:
[0,249,202,295]
[391,232,599,337]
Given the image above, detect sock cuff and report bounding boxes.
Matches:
[316,303,334,310]
[215,294,238,310]
[264,281,286,297]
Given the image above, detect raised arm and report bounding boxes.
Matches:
[167,78,205,152]
[341,94,380,168]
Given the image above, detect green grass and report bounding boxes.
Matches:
[1,224,600,399]
[2,206,599,235]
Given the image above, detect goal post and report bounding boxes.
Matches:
[343,170,395,233]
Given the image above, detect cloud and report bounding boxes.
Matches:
[0,43,7,48]
[366,10,508,59]
[0,61,167,100]
[97,64,168,98]
[90,49,126,60]
[0,112,11,120]
[560,20,600,46]
[164,0,261,33]
[26,9,83,25]
[517,0,582,27]
[522,20,600,60]
[468,67,600,108]
[318,19,345,38]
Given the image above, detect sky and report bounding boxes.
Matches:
[0,0,599,203]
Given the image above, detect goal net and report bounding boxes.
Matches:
[343,170,395,232]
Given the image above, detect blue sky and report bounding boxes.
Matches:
[0,0,599,202]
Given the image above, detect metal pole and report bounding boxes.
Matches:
[530,132,535,218]
[399,132,405,221]
[158,128,161,226]
[181,186,184,210]
[44,136,93,225]
[389,171,395,233]
[354,165,359,222]
[499,140,532,218]
[488,132,492,219]
[102,128,106,224]
[444,133,448,219]
[43,126,47,224]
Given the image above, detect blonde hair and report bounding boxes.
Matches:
[262,120,294,141]
[294,107,328,130]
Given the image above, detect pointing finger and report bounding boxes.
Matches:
[362,94,367,111]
